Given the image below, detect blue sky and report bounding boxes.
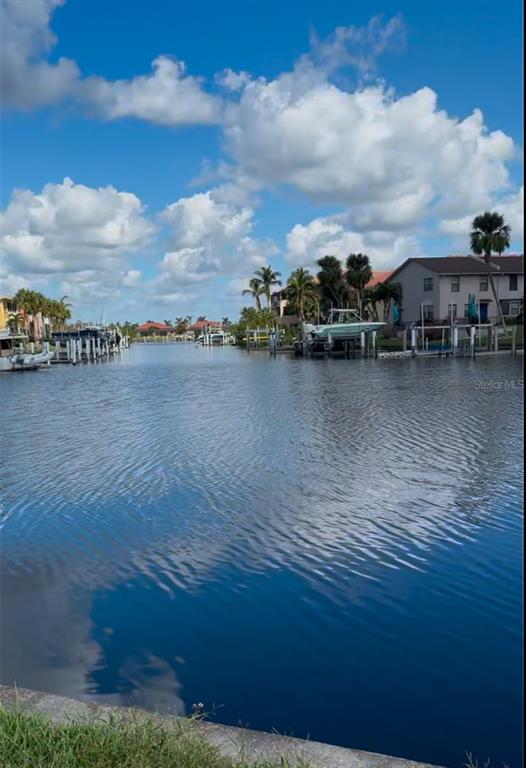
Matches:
[0,0,523,321]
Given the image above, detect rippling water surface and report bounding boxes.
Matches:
[1,345,523,766]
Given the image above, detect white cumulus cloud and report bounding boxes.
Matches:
[0,0,79,109]
[0,177,154,275]
[151,190,277,296]
[440,185,524,242]
[286,215,423,269]
[82,56,221,126]
[225,76,516,234]
[0,1,221,126]
[0,178,155,306]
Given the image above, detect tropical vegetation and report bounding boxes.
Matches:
[253,265,282,308]
[285,267,319,322]
[315,255,349,317]
[345,253,373,315]
[9,289,72,339]
[470,210,512,328]
[238,256,402,333]
[242,277,264,311]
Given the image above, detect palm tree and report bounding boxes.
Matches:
[361,287,379,321]
[174,317,189,335]
[316,255,349,318]
[345,253,372,316]
[286,267,319,322]
[13,289,47,338]
[7,312,23,334]
[470,211,512,328]
[370,282,402,323]
[242,277,264,311]
[254,265,282,308]
[55,297,72,330]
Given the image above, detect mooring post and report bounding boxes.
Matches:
[453,326,459,356]
[360,330,365,356]
[512,325,517,356]
[55,340,60,361]
[494,326,499,352]
[372,330,377,359]
[411,327,417,357]
[470,326,476,358]
[402,331,407,352]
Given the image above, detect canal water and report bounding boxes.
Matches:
[0,345,523,766]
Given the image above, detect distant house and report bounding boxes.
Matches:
[385,255,524,325]
[136,321,173,337]
[188,319,222,336]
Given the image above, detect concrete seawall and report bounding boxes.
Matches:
[0,685,442,768]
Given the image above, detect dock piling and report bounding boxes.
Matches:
[411,327,417,357]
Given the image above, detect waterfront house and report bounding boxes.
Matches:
[188,319,222,337]
[136,321,173,337]
[385,255,524,325]
[0,296,17,332]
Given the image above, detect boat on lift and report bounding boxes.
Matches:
[303,309,384,342]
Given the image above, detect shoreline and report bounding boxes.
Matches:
[0,685,442,768]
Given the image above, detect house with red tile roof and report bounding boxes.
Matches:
[136,321,173,336]
[188,319,222,334]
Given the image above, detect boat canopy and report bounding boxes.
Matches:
[328,308,364,324]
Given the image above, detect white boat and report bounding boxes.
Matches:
[0,332,53,372]
[196,331,231,346]
[8,351,54,371]
[304,309,384,342]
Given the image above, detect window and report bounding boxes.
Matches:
[447,304,457,319]
[501,300,522,317]
[422,304,434,320]
[450,277,460,293]
[509,274,518,291]
[423,277,433,292]
[479,278,488,291]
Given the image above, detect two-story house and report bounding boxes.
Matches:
[0,296,17,332]
[386,255,524,325]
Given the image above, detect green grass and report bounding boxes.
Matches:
[0,707,308,768]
